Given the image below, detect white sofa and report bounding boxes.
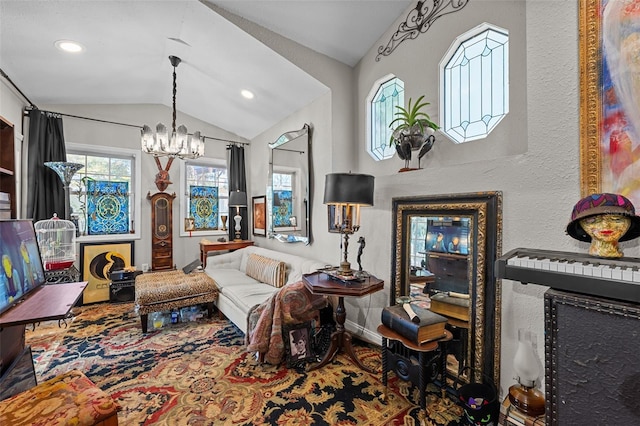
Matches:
[204,246,327,334]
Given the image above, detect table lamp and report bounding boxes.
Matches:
[229,190,247,241]
[509,329,545,416]
[323,173,374,275]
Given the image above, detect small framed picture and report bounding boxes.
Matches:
[252,195,266,236]
[284,322,314,367]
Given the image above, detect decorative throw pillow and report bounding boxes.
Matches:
[245,253,287,288]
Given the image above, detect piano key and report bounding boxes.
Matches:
[611,267,623,280]
[601,266,613,279]
[622,268,633,282]
[633,270,640,283]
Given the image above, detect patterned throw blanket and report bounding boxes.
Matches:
[246,280,328,365]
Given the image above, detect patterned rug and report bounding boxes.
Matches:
[25,303,464,426]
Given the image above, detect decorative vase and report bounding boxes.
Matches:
[221,215,228,231]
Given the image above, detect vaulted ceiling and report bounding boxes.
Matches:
[0,0,411,139]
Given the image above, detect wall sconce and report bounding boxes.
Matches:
[323,173,374,275]
[229,190,247,241]
[509,329,545,416]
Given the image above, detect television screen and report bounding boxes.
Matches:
[425,218,470,255]
[0,220,46,315]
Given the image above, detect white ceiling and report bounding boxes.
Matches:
[0,0,411,140]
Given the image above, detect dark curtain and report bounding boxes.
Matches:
[26,109,67,221]
[227,144,248,241]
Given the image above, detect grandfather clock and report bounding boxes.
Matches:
[148,191,176,271]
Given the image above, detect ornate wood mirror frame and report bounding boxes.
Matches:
[391,192,502,385]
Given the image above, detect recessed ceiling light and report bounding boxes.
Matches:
[55,40,85,53]
[241,89,254,100]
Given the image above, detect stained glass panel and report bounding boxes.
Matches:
[273,190,293,227]
[367,76,404,161]
[440,23,509,143]
[189,186,219,230]
[86,181,129,235]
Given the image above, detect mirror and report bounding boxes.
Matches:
[268,124,311,244]
[391,192,502,386]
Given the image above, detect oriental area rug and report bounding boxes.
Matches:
[25,303,464,426]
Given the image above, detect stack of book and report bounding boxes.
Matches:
[381,303,448,344]
[499,396,545,426]
[0,192,10,219]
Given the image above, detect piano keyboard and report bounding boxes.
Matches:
[496,248,640,304]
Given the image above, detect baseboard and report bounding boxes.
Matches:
[345,319,381,346]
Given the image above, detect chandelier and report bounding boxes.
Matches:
[141,55,204,159]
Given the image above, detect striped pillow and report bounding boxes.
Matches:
[245,253,287,288]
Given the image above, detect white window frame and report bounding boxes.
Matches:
[179,157,229,237]
[439,22,509,144]
[66,142,141,242]
[366,74,405,161]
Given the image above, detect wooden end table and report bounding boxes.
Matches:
[378,324,453,419]
[199,239,254,267]
[302,271,384,373]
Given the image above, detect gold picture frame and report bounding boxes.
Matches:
[580,0,640,206]
[80,241,134,304]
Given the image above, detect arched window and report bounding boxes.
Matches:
[366,75,404,160]
[440,23,509,144]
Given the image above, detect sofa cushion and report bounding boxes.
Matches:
[245,253,286,287]
[207,268,260,290]
[222,282,279,312]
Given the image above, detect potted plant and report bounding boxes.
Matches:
[388,95,440,149]
[388,95,439,170]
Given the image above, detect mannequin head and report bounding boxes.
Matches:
[567,193,640,258]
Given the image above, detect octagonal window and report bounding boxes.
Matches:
[440,23,509,144]
[366,75,404,161]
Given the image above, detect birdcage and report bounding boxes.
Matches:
[34,214,77,271]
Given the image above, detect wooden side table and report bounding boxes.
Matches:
[199,239,254,267]
[302,271,384,373]
[378,324,452,418]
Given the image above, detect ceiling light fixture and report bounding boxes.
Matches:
[55,40,84,53]
[241,89,255,99]
[141,55,204,160]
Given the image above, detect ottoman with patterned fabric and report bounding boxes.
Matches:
[135,270,219,333]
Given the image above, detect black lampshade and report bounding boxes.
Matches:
[273,192,281,206]
[229,190,247,207]
[323,173,375,206]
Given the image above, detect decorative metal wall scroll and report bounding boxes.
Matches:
[376,0,470,61]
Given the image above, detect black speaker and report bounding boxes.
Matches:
[109,280,135,303]
[545,289,640,425]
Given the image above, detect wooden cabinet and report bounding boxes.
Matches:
[0,116,16,219]
[148,192,175,271]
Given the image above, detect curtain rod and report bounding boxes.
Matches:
[1,67,37,108]
[23,107,249,146]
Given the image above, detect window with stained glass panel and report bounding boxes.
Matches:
[366,75,404,161]
[86,181,129,235]
[189,186,218,230]
[272,171,294,228]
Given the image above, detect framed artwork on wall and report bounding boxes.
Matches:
[80,241,134,304]
[580,0,640,208]
[252,195,266,236]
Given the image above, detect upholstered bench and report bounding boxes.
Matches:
[135,269,219,333]
[0,369,119,425]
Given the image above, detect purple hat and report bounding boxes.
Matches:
[566,193,640,242]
